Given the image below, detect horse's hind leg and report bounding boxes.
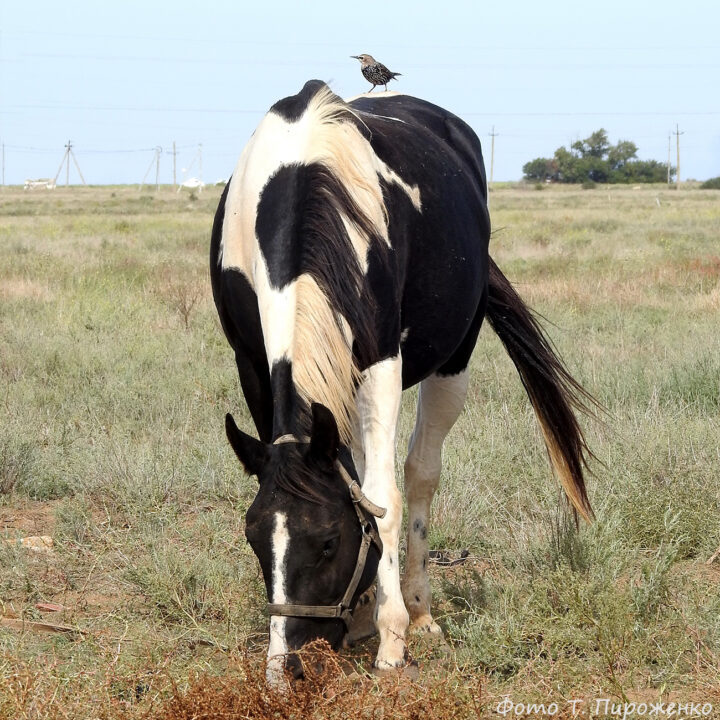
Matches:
[402,369,469,633]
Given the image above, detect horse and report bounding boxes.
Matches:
[210,80,594,684]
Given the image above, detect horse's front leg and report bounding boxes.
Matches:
[356,355,409,669]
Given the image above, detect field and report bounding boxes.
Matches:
[1,182,719,718]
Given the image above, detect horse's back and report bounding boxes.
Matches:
[349,93,491,386]
[211,84,492,398]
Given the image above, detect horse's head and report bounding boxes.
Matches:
[225,403,383,684]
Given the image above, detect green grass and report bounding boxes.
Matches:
[1,183,719,717]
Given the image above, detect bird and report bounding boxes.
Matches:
[351,54,401,92]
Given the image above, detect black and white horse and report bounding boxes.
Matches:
[210,80,594,683]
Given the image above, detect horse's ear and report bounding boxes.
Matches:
[225,413,267,478]
[309,403,339,468]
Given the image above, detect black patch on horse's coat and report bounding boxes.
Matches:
[213,268,274,443]
[436,287,488,377]
[347,96,492,387]
[412,519,428,540]
[358,216,401,364]
[255,164,306,289]
[269,79,329,123]
[210,181,274,442]
[270,359,307,440]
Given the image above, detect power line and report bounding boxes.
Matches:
[4,30,719,53]
[10,52,720,71]
[4,103,720,118]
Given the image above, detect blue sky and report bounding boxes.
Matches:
[1,0,718,185]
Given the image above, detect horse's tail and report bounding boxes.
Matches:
[486,257,596,522]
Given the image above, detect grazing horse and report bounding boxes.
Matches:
[210,80,594,683]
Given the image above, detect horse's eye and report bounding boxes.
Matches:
[322,537,339,558]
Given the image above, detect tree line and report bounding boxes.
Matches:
[523,129,674,184]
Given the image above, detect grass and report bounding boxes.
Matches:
[1,183,719,718]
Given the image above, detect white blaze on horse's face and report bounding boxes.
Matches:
[266,511,290,687]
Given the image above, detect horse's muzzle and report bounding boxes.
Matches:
[285,652,305,680]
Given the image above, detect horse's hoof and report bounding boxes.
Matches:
[410,618,443,635]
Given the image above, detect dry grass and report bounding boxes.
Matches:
[1,183,719,718]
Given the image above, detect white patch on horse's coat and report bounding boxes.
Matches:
[355,355,409,668]
[271,511,290,603]
[358,111,407,124]
[256,255,297,364]
[266,512,290,686]
[377,165,422,212]
[402,370,469,633]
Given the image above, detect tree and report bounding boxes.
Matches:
[522,157,557,182]
[523,130,674,184]
[571,129,610,159]
[607,140,638,170]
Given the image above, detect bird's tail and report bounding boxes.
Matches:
[391,73,402,79]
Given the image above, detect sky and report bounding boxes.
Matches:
[1,0,719,185]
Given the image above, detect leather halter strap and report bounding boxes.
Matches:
[265,434,383,626]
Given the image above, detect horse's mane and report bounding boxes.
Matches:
[287,87,389,444]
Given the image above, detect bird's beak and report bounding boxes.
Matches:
[350,55,360,59]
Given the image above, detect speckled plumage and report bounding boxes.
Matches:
[351,54,401,92]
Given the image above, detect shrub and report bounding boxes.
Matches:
[700,176,720,189]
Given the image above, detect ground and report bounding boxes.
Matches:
[1,182,719,718]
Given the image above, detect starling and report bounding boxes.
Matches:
[351,54,401,92]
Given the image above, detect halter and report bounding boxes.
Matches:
[265,434,385,627]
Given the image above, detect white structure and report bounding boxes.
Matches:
[24,179,56,190]
[177,177,205,193]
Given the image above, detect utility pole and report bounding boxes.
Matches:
[667,134,671,187]
[1,143,5,188]
[171,141,177,190]
[198,143,203,182]
[673,124,684,185]
[154,145,161,191]
[54,141,87,187]
[140,146,162,191]
[488,126,498,185]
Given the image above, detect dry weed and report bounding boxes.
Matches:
[157,641,485,720]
